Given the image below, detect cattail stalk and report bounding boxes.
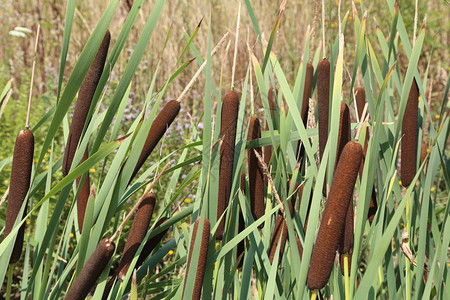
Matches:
[65,238,115,300]
[5,129,34,264]
[247,117,265,226]
[216,90,239,239]
[317,59,330,162]
[401,79,419,187]
[183,218,211,300]
[63,31,110,175]
[307,141,362,290]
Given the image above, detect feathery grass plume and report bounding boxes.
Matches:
[216,90,239,239]
[183,218,211,300]
[65,238,115,300]
[76,149,90,233]
[317,59,330,162]
[354,88,378,223]
[264,87,276,167]
[248,116,265,226]
[297,63,314,162]
[62,31,110,175]
[5,129,34,264]
[339,196,354,275]
[117,193,156,280]
[401,78,419,187]
[131,100,180,180]
[307,141,362,290]
[136,217,170,267]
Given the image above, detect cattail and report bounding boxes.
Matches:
[317,59,330,162]
[296,237,304,259]
[240,171,246,193]
[420,141,428,164]
[183,218,211,300]
[76,149,90,233]
[264,87,276,167]
[401,79,419,187]
[131,100,180,180]
[236,209,246,269]
[336,102,351,165]
[297,63,314,162]
[355,87,366,121]
[216,90,239,239]
[136,217,170,267]
[339,196,354,275]
[63,31,110,175]
[65,238,115,300]
[354,88,378,223]
[307,141,362,290]
[117,193,156,280]
[5,129,34,264]
[248,117,265,226]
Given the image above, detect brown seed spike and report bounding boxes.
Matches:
[183,218,211,300]
[131,100,180,180]
[264,87,276,167]
[268,214,288,265]
[307,141,362,290]
[76,149,90,233]
[216,90,239,239]
[65,238,115,300]
[401,79,419,187]
[337,102,351,164]
[117,193,156,280]
[248,117,265,226]
[339,197,354,275]
[5,129,34,264]
[297,63,314,162]
[63,31,110,175]
[136,217,170,268]
[355,87,366,120]
[317,59,331,162]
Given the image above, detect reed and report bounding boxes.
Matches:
[307,141,362,290]
[317,59,330,161]
[62,31,110,175]
[216,90,239,239]
[247,116,265,226]
[131,100,180,180]
[64,238,115,300]
[183,218,211,300]
[401,79,419,187]
[5,129,34,264]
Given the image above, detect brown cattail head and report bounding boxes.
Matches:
[355,87,366,121]
[367,188,378,224]
[240,171,246,193]
[248,117,265,226]
[317,59,331,162]
[296,237,304,260]
[307,141,362,290]
[132,100,180,180]
[337,102,351,164]
[63,31,110,175]
[268,214,288,265]
[137,217,170,267]
[297,63,314,162]
[264,87,277,167]
[76,149,90,233]
[65,238,115,300]
[216,90,239,239]
[117,193,156,280]
[5,129,34,264]
[401,79,419,187]
[420,141,428,164]
[183,218,211,300]
[339,197,354,275]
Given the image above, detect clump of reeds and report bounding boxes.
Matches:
[216,90,239,239]
[62,30,110,175]
[247,116,265,225]
[307,141,362,290]
[5,129,34,264]
[65,238,115,300]
[401,79,419,187]
[317,59,330,161]
[76,149,90,232]
[183,218,211,300]
[131,100,180,179]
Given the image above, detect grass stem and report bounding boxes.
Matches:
[344,254,350,300]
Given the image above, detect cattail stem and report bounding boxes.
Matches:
[26,24,40,129]
[311,290,318,300]
[343,254,350,300]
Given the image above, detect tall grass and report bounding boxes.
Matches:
[0,0,449,299]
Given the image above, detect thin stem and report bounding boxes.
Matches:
[311,290,318,300]
[231,1,241,90]
[413,0,419,47]
[344,254,350,300]
[6,265,13,300]
[26,24,40,129]
[321,0,326,57]
[405,191,412,300]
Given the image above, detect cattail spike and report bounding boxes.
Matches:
[307,141,362,290]
[216,90,239,239]
[5,129,34,264]
[297,63,314,162]
[63,30,110,175]
[339,196,354,275]
[65,238,115,300]
[248,117,265,226]
[136,217,170,267]
[76,149,90,233]
[264,87,277,167]
[354,87,365,121]
[337,102,351,164]
[317,59,331,162]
